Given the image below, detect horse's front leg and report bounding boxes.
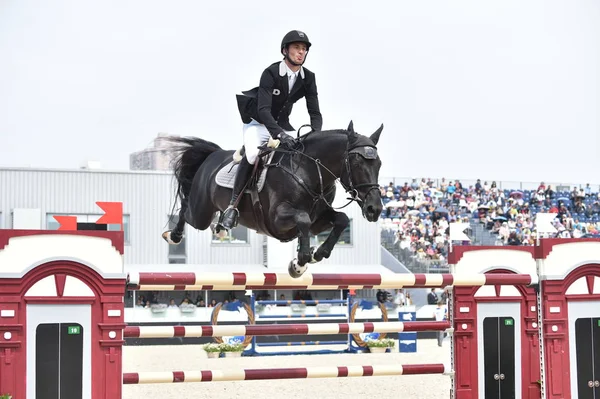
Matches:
[273,203,313,278]
[309,208,350,262]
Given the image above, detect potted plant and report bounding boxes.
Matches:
[149,303,167,314]
[220,342,245,357]
[316,303,332,313]
[366,338,395,353]
[179,303,197,314]
[291,304,307,313]
[203,343,222,358]
[0,394,12,399]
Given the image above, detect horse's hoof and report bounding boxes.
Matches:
[309,247,318,264]
[288,259,307,278]
[312,246,328,263]
[162,231,182,245]
[212,223,229,238]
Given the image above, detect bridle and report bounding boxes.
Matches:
[261,139,380,212]
[340,146,382,209]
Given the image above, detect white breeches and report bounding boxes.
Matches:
[243,120,294,164]
[243,121,271,164]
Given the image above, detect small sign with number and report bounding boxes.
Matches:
[504,319,514,326]
[68,326,81,335]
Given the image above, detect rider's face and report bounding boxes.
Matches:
[285,43,307,64]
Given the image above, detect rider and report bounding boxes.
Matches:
[216,29,323,231]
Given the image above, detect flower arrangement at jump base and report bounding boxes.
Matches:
[203,343,222,358]
[364,337,396,353]
[203,337,246,358]
[220,342,245,357]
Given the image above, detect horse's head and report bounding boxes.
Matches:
[341,121,384,222]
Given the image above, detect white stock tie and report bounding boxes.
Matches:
[288,73,296,92]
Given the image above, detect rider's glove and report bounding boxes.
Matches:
[277,132,296,148]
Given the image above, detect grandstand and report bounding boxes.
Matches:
[379,177,600,274]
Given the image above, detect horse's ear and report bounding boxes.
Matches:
[347,120,354,133]
[370,124,383,145]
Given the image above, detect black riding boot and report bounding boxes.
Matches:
[217,157,253,231]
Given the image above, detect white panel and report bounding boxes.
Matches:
[0,234,123,276]
[567,301,600,399]
[565,277,590,296]
[541,241,600,280]
[454,248,536,276]
[473,285,521,297]
[12,208,41,229]
[474,286,496,297]
[500,285,521,297]
[63,276,94,297]
[25,275,57,297]
[477,302,522,399]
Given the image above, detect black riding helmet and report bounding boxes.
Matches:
[280,30,311,66]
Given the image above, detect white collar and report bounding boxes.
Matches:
[279,61,304,79]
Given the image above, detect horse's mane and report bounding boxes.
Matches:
[299,128,376,149]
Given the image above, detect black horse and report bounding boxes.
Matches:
[161,121,384,277]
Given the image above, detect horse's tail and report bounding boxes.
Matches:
[158,136,222,245]
[164,136,222,205]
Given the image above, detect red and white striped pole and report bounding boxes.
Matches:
[123,363,450,384]
[126,272,537,291]
[123,321,451,339]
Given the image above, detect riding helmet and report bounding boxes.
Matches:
[280,30,312,54]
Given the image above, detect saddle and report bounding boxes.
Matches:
[214,134,305,237]
[214,142,283,237]
[216,125,314,191]
[214,146,275,193]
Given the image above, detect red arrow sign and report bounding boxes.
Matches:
[53,215,77,230]
[96,202,123,227]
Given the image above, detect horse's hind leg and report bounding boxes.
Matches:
[162,200,187,245]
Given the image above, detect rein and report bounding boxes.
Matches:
[258,141,379,212]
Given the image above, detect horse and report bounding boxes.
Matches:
[161,121,384,278]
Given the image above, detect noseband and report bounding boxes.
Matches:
[339,146,381,207]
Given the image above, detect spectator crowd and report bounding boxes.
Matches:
[380,178,600,264]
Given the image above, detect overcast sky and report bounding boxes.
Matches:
[1,0,598,186]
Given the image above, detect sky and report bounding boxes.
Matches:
[0,0,598,186]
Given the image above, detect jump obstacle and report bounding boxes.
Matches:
[123,321,451,339]
[236,296,437,356]
[1,229,600,399]
[122,363,449,384]
[126,271,537,290]
[243,296,375,355]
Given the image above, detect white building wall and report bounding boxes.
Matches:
[0,168,381,269]
[313,182,381,267]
